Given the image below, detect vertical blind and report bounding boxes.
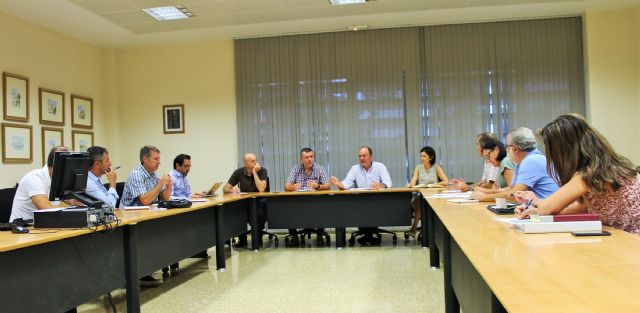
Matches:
[235,17,585,191]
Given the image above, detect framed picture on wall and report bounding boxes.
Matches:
[2,72,30,122]
[2,123,32,163]
[39,88,65,126]
[163,104,184,134]
[71,95,93,128]
[41,127,63,165]
[72,130,93,152]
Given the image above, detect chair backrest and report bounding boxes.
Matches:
[0,185,18,223]
[265,177,270,192]
[102,182,126,208]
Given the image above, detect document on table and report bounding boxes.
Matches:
[190,198,208,202]
[123,206,150,210]
[446,198,479,204]
[429,191,472,199]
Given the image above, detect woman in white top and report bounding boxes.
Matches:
[406,146,449,237]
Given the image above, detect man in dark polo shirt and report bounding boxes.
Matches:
[224,152,268,247]
[223,153,268,193]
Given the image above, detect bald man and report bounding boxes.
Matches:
[224,153,269,248]
[223,153,268,194]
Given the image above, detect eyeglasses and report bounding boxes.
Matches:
[506,144,516,150]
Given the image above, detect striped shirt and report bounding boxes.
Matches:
[120,165,165,207]
[286,163,328,191]
[85,171,119,208]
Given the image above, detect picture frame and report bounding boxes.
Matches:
[2,123,33,163]
[71,95,93,129]
[163,104,185,134]
[72,130,93,152]
[39,88,65,126]
[41,127,64,165]
[2,72,29,122]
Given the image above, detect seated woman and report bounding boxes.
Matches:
[516,114,640,234]
[405,146,449,237]
[475,139,514,193]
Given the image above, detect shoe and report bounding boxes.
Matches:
[406,229,417,239]
[235,236,248,248]
[287,235,300,247]
[170,263,179,273]
[316,234,325,247]
[139,275,162,288]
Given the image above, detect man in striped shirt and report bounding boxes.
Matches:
[120,145,172,208]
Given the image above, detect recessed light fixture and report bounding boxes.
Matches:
[142,5,195,21]
[329,0,369,6]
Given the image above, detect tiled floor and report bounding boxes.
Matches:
[79,233,444,313]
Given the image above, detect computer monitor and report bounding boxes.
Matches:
[49,151,103,209]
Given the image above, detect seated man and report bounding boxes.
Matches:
[170,154,205,199]
[120,145,172,287]
[284,147,330,247]
[85,146,119,208]
[223,153,268,247]
[330,146,392,245]
[10,146,71,222]
[470,127,559,202]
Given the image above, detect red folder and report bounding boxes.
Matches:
[553,214,600,222]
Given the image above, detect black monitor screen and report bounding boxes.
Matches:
[49,151,91,201]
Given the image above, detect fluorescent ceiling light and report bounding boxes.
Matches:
[329,0,368,6]
[142,6,194,21]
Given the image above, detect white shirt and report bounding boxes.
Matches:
[341,161,393,189]
[10,166,51,222]
[481,160,500,183]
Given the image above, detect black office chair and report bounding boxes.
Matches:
[103,182,125,208]
[0,184,18,223]
[349,227,397,245]
[286,228,331,247]
[233,178,279,248]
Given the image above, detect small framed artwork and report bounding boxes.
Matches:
[2,72,30,122]
[71,95,93,128]
[2,123,33,163]
[41,127,64,165]
[72,130,93,152]
[39,88,65,126]
[163,104,185,134]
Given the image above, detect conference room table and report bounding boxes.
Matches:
[0,188,419,313]
[421,189,640,313]
[0,194,251,313]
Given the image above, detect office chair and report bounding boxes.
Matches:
[102,182,125,208]
[349,227,398,245]
[286,228,331,246]
[233,177,279,248]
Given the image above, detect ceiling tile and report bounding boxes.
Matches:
[185,1,240,16]
[100,10,153,25]
[123,0,179,9]
[279,0,330,9]
[199,14,252,27]
[375,0,426,12]
[123,21,177,34]
[233,0,284,13]
[286,6,337,20]
[72,0,136,14]
[244,9,291,23]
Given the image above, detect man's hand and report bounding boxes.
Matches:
[161,173,172,186]
[253,163,262,174]
[448,179,469,192]
[307,180,318,190]
[371,182,386,190]
[106,167,117,187]
[469,190,488,201]
[232,185,241,195]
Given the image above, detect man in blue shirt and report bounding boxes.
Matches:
[330,146,393,245]
[470,127,559,201]
[85,146,119,208]
[170,154,205,199]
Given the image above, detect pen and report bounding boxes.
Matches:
[114,166,121,170]
[523,198,533,211]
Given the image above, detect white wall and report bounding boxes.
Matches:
[0,12,111,188]
[584,6,640,164]
[114,40,238,191]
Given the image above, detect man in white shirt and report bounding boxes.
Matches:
[10,146,71,222]
[330,146,393,245]
[85,146,119,208]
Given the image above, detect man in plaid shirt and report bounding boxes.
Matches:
[284,147,330,246]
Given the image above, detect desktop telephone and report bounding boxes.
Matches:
[158,199,192,209]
